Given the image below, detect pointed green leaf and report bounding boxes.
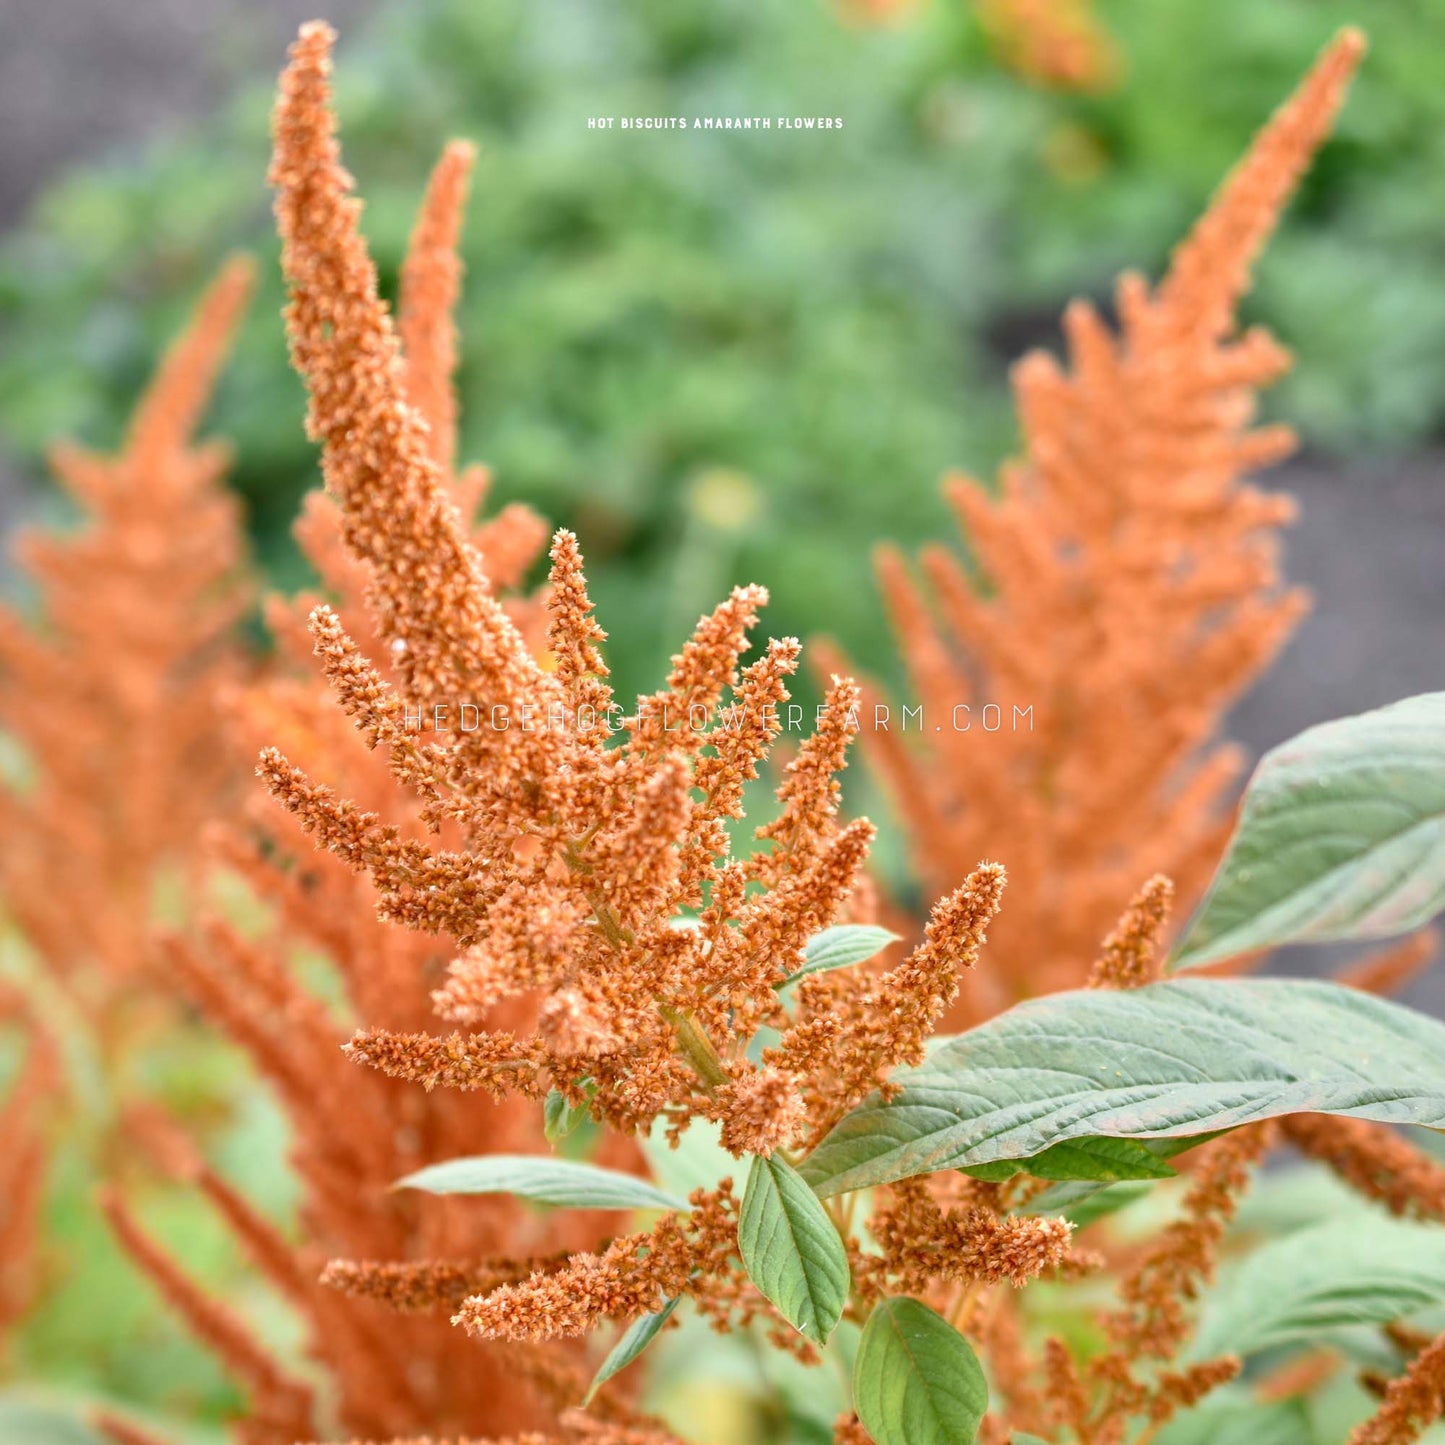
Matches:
[543,1087,590,1144]
[584,1296,681,1403]
[396,1154,686,1212]
[1033,1178,1155,1227]
[1022,1136,1214,1216]
[1193,1216,1445,1360]
[958,1135,1178,1183]
[738,1154,850,1344]
[853,1297,987,1445]
[1176,693,1445,970]
[780,925,900,987]
[801,979,1445,1197]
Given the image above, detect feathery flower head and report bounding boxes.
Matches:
[0,258,254,1004]
[248,25,1088,1382]
[842,29,1366,1020]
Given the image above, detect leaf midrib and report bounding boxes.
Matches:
[885,1307,951,1434]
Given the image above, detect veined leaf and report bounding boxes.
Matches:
[396,1153,687,1212]
[584,1296,681,1403]
[958,1135,1177,1183]
[738,1154,849,1343]
[853,1297,987,1445]
[1193,1216,1445,1360]
[801,979,1445,1197]
[780,924,900,987]
[1175,693,1445,969]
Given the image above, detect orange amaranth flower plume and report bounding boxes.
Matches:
[0,263,253,1356]
[0,984,57,1356]
[1280,1114,1445,1224]
[0,258,254,1016]
[836,30,1366,1023]
[1348,1326,1445,1445]
[1038,1126,1272,1442]
[103,76,615,1445]
[977,0,1120,92]
[206,23,1062,1402]
[111,24,1392,1445]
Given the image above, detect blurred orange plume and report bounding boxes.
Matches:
[836,29,1365,1022]
[0,258,255,1013]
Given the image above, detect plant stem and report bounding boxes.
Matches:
[661,1004,729,1089]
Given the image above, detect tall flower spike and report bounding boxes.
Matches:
[841,30,1364,1022]
[772,861,1006,1141]
[1082,1125,1273,1436]
[150,28,1385,1445]
[15,21,953,1445]
[270,22,540,713]
[400,139,475,476]
[627,584,769,757]
[1347,1327,1445,1445]
[0,988,56,1354]
[977,0,1120,93]
[101,1190,318,1444]
[1281,1115,1445,1223]
[753,674,861,883]
[694,636,802,822]
[0,257,253,1014]
[105,33,604,1439]
[1160,28,1367,340]
[547,529,612,721]
[1088,874,1174,990]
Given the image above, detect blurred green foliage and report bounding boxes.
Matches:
[3,0,1443,699]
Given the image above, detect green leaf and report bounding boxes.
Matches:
[1233,1162,1379,1236]
[780,924,900,987]
[801,979,1445,1197]
[852,1297,988,1445]
[1193,1217,1445,1360]
[584,1296,681,1403]
[1033,1178,1155,1227]
[396,1153,687,1212]
[0,1404,106,1445]
[1152,1396,1312,1445]
[1023,1137,1210,1218]
[738,1154,850,1344]
[543,1087,590,1144]
[1175,693,1445,970]
[958,1135,1178,1183]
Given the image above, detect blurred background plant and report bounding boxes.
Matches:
[6,0,1445,713]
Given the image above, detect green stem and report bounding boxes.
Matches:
[661,1005,729,1089]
